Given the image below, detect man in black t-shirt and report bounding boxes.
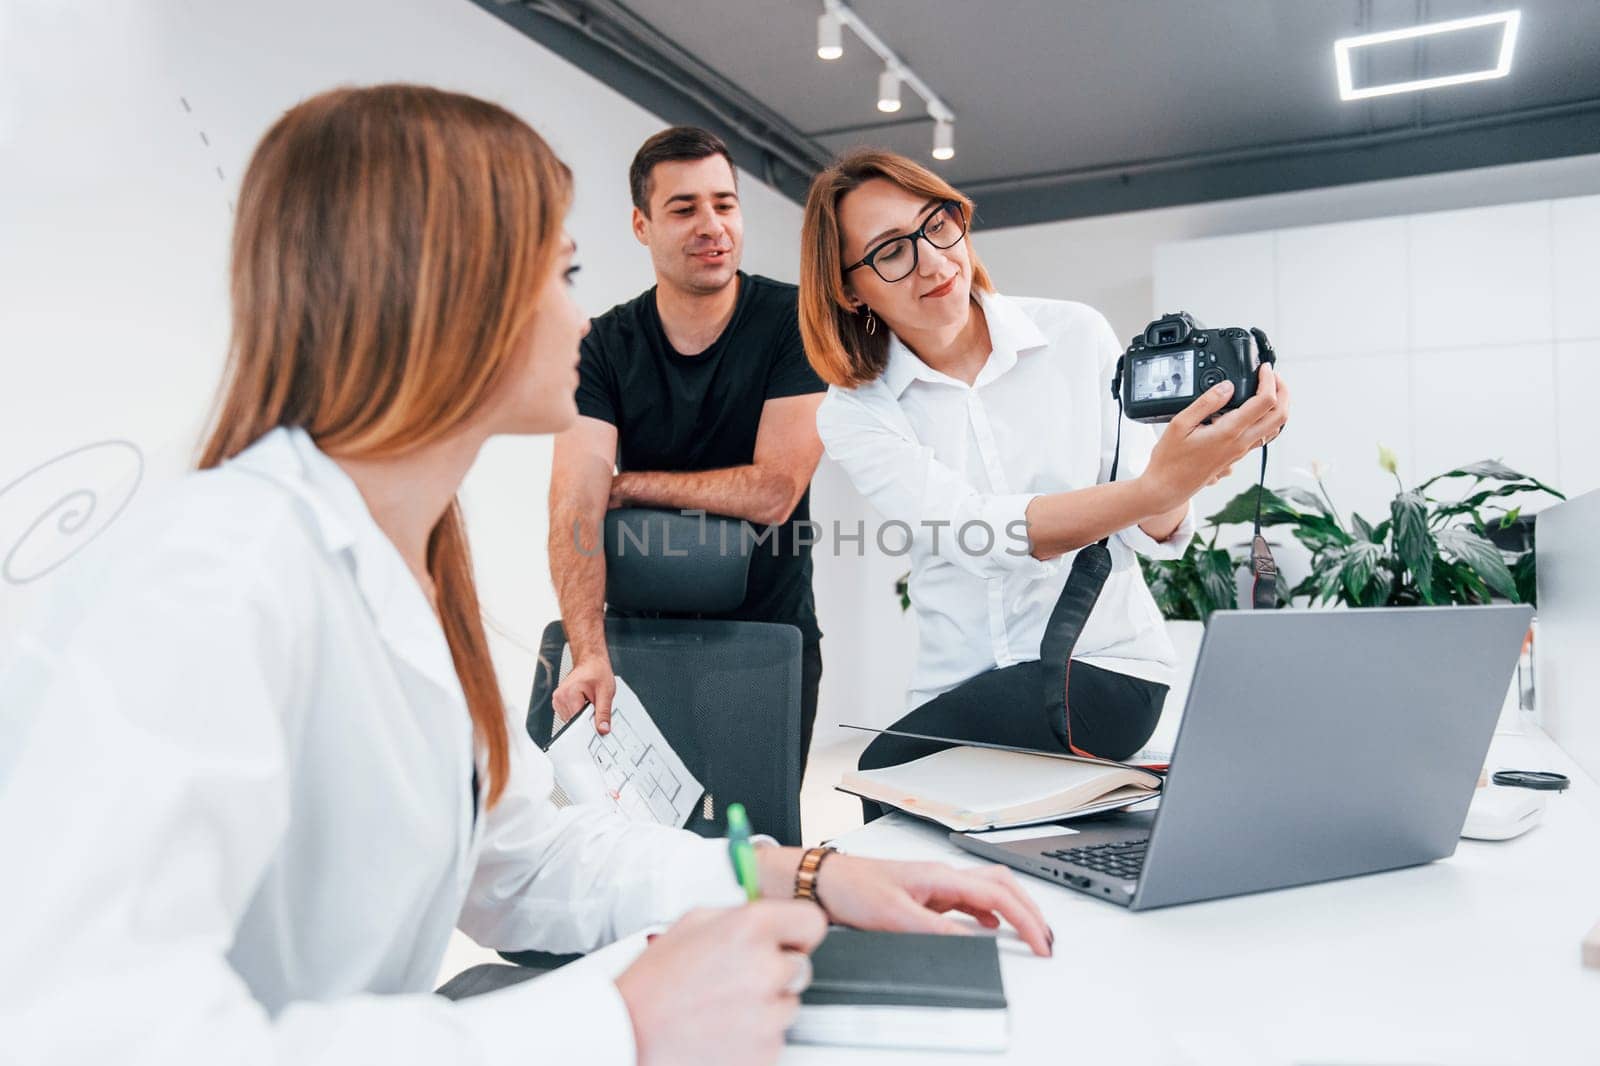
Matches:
[547,126,828,774]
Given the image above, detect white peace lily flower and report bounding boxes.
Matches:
[1290,459,1332,483]
[1377,444,1400,475]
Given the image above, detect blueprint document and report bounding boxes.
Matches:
[547,675,704,828]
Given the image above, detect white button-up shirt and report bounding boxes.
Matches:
[0,426,741,1066]
[817,291,1195,710]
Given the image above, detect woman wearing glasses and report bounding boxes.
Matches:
[798,150,1289,808]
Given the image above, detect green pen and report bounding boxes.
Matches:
[726,802,761,902]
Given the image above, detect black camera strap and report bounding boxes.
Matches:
[1040,539,1115,758]
[1249,446,1277,610]
[1245,327,1280,610]
[1041,343,1278,757]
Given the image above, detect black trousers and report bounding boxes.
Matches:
[857,659,1167,822]
[800,639,822,778]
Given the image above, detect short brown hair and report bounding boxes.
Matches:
[799,148,994,389]
[629,126,736,214]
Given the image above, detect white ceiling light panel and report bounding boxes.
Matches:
[1334,10,1521,101]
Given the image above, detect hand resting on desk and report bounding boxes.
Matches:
[812,852,1053,956]
[614,848,1053,1066]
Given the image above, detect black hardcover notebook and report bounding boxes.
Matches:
[789,928,1008,1051]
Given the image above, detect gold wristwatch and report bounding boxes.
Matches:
[793,845,837,906]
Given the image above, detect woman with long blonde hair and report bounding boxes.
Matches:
[0,89,1048,1065]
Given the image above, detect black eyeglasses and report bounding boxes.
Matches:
[845,200,967,284]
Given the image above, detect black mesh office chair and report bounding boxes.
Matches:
[525,507,804,845]
[486,505,800,973]
[492,508,803,974]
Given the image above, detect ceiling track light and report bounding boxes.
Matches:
[817,0,957,162]
[816,10,842,60]
[877,68,902,113]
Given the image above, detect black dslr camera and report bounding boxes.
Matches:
[1112,312,1277,424]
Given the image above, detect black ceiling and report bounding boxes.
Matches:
[476,0,1600,228]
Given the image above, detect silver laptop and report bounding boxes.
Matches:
[952,605,1533,910]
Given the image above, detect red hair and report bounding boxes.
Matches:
[199,85,573,808]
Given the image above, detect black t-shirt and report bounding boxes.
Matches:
[575,272,825,641]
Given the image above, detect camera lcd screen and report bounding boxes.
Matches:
[1131,350,1195,403]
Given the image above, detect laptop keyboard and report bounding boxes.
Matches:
[1044,840,1148,881]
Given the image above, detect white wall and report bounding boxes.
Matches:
[977,152,1600,351]
[806,459,921,741]
[0,0,805,719]
[1151,193,1600,540]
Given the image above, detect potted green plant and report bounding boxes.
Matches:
[1138,531,1252,622]
[906,448,1561,615]
[1138,450,1560,742]
[1203,450,1562,608]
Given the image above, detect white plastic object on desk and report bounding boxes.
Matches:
[1460,786,1547,840]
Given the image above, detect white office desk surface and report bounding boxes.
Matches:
[788,728,1600,1065]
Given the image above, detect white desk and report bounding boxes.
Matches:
[787,727,1600,1065]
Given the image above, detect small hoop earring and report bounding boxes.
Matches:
[864,306,877,336]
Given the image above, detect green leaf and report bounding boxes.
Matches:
[1283,511,1353,550]
[1436,527,1519,601]
[1193,547,1238,617]
[1432,482,1561,519]
[1512,551,1538,607]
[1419,459,1526,487]
[1351,512,1375,543]
[1362,561,1396,606]
[1457,459,1527,480]
[1293,526,1343,554]
[1205,486,1301,528]
[1141,536,1211,621]
[1420,459,1565,500]
[1432,558,1491,605]
[1314,550,1348,605]
[1499,507,1522,529]
[1281,486,1332,517]
[1430,487,1500,516]
[1340,542,1385,601]
[1391,491,1437,604]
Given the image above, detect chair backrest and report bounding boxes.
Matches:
[530,507,802,845]
[603,507,754,613]
[527,618,802,845]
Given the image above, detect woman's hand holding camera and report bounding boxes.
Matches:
[1140,365,1291,512]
